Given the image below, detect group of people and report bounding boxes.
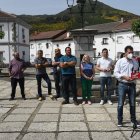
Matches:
[8,45,140,127]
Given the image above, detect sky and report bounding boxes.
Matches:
[0,0,140,16]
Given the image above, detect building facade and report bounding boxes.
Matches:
[85,20,140,60]
[0,10,31,64]
[30,30,75,63]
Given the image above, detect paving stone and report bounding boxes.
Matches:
[0,113,3,118]
[42,103,61,108]
[106,107,129,114]
[4,114,30,122]
[58,132,90,140]
[110,113,130,122]
[121,130,140,140]
[33,114,59,122]
[136,107,140,113]
[91,132,125,140]
[86,114,111,121]
[83,103,102,108]
[28,122,57,132]
[88,122,118,131]
[60,114,84,122]
[62,104,82,108]
[0,122,25,132]
[0,100,17,104]
[0,104,14,108]
[62,107,83,113]
[0,108,11,114]
[22,133,55,140]
[12,108,35,114]
[103,103,118,108]
[38,108,60,114]
[0,133,19,140]
[59,122,88,131]
[84,108,106,114]
[18,102,39,108]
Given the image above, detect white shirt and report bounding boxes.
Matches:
[97,57,113,77]
[114,57,138,83]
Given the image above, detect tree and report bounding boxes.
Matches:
[131,19,140,37]
[0,31,5,39]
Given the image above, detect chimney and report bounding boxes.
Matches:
[66,32,70,38]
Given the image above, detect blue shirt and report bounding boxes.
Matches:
[81,62,94,79]
[60,55,77,75]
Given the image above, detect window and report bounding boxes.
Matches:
[0,52,3,62]
[134,51,140,56]
[30,44,34,49]
[102,38,108,45]
[38,43,42,49]
[46,43,49,49]
[45,54,50,58]
[133,35,140,43]
[22,28,25,43]
[56,44,59,48]
[117,36,123,44]
[0,26,2,31]
[31,54,35,57]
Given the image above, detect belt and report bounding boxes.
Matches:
[119,82,135,86]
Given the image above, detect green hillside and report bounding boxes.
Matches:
[18,1,139,34]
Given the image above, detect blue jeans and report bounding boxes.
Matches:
[118,82,136,122]
[100,77,112,101]
[36,74,52,97]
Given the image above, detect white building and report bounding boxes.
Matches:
[85,20,140,60]
[0,10,31,64]
[30,30,75,63]
[30,20,140,64]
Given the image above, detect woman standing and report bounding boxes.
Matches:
[80,55,95,105]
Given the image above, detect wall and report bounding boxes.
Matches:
[0,21,30,63]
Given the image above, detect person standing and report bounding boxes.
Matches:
[34,50,53,101]
[114,45,140,127]
[8,52,26,100]
[80,54,95,105]
[52,48,63,99]
[60,47,78,105]
[96,48,114,105]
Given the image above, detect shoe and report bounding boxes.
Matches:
[38,97,43,101]
[74,101,79,106]
[117,121,123,127]
[54,95,60,99]
[82,101,86,105]
[22,97,26,100]
[48,92,52,95]
[131,120,140,128]
[108,100,113,105]
[9,98,14,101]
[88,101,92,105]
[61,100,69,105]
[100,100,104,105]
[49,95,55,100]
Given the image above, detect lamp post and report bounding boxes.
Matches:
[66,0,97,29]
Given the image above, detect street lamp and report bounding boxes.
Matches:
[66,0,97,29]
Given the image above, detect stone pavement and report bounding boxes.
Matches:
[0,76,140,140]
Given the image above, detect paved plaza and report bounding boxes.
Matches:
[0,76,140,140]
